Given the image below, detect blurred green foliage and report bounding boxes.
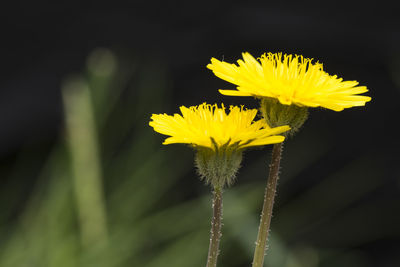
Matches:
[0,48,398,267]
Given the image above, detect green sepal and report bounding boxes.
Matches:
[259,97,309,136]
[195,138,243,189]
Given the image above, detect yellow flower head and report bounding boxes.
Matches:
[207,52,371,111]
[149,103,289,151]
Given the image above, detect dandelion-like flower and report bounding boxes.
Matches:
[207,52,371,112]
[208,53,372,267]
[149,103,289,188]
[207,52,372,267]
[149,103,289,151]
[150,103,289,267]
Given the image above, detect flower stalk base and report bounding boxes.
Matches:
[252,142,283,267]
[206,187,223,267]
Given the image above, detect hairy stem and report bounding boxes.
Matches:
[252,143,283,267]
[206,187,223,267]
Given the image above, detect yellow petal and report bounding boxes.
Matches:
[219,90,253,96]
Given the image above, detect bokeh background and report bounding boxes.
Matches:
[1,1,399,267]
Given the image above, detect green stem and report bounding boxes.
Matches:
[252,142,283,267]
[63,78,108,248]
[206,187,223,267]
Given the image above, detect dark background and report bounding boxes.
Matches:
[0,1,399,267]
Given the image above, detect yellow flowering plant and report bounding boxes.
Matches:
[208,52,371,134]
[150,103,290,267]
[208,52,371,267]
[208,52,371,111]
[150,103,288,151]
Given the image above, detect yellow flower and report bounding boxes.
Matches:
[149,103,289,151]
[207,52,371,111]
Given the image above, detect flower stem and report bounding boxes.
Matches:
[206,187,223,267]
[63,78,108,249]
[252,142,283,267]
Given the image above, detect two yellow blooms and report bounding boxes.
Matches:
[150,52,370,160]
[149,51,371,267]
